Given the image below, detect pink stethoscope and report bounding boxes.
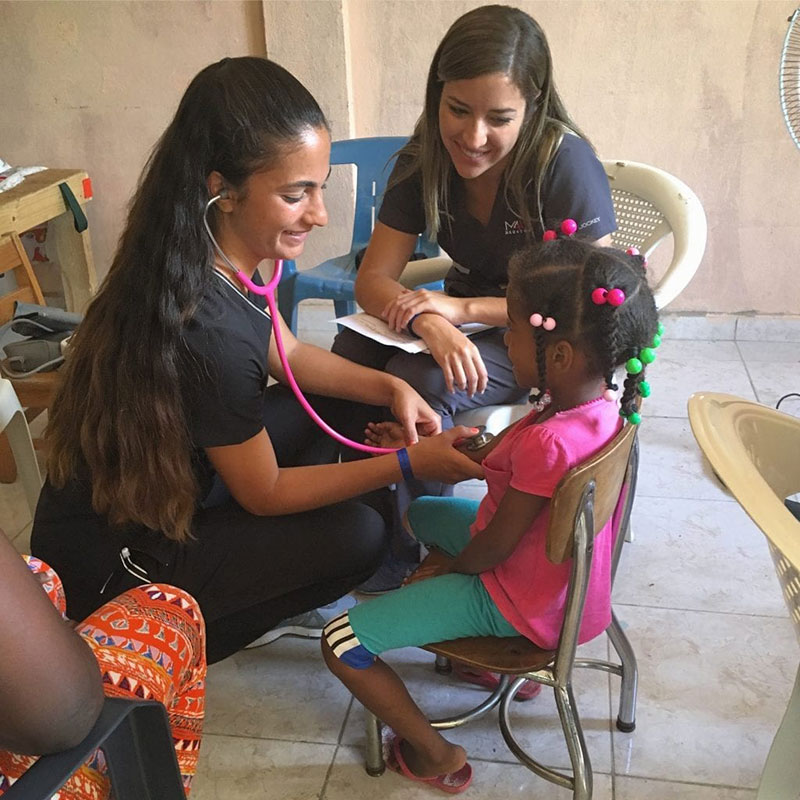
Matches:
[204,195,395,455]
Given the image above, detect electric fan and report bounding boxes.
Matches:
[780,8,800,149]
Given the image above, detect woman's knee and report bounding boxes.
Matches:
[329,503,388,576]
[384,355,455,418]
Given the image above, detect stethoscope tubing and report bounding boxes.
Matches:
[204,196,396,455]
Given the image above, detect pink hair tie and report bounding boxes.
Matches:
[591,286,626,307]
[591,287,608,305]
[608,288,626,306]
[603,388,617,402]
[530,312,556,330]
[627,246,648,269]
[543,219,578,242]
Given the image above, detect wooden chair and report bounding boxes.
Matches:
[0,232,61,483]
[363,422,640,800]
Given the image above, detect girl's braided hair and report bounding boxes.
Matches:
[507,238,659,419]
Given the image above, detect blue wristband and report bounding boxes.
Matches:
[396,447,415,482]
[406,314,422,338]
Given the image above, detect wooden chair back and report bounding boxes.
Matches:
[0,232,45,324]
[546,422,637,564]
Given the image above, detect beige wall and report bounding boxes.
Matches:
[2,1,799,313]
[283,0,800,315]
[0,0,265,282]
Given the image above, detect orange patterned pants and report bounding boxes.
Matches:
[0,557,206,798]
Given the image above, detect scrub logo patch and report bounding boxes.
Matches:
[504,220,528,235]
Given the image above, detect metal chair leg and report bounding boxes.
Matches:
[607,611,638,732]
[434,654,452,674]
[364,709,385,777]
[624,525,634,543]
[553,683,593,800]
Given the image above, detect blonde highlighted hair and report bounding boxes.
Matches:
[391,4,590,239]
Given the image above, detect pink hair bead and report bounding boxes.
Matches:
[529,313,543,327]
[561,218,578,236]
[607,288,626,306]
[542,229,557,242]
[591,287,608,305]
[626,247,640,256]
[603,388,617,402]
[542,317,556,331]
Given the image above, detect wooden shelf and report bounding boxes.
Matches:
[0,168,97,313]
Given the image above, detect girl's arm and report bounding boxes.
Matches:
[0,530,104,754]
[449,487,547,575]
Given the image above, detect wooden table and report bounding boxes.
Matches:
[0,168,97,313]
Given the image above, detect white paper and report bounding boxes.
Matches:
[334,312,493,354]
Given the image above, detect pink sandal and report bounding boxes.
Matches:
[387,734,473,794]
[451,661,542,702]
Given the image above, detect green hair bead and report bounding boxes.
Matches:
[639,380,651,398]
[651,334,662,348]
[657,322,665,336]
[640,347,656,364]
[626,357,643,374]
[628,411,642,425]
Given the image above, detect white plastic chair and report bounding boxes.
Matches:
[0,377,43,517]
[450,158,708,434]
[688,392,800,800]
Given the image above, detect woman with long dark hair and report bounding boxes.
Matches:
[31,56,482,664]
[333,4,617,592]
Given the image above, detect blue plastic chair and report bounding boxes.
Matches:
[277,137,441,334]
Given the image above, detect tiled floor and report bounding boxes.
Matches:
[2,305,799,799]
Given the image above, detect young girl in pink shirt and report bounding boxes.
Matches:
[322,235,660,793]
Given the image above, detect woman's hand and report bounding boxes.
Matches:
[388,380,441,445]
[382,289,469,332]
[406,426,485,483]
[414,316,489,397]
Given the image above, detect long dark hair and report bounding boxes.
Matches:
[508,239,659,419]
[47,57,329,541]
[392,4,589,238]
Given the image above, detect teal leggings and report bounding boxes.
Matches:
[347,497,519,657]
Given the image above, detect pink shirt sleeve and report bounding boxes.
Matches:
[508,425,572,499]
